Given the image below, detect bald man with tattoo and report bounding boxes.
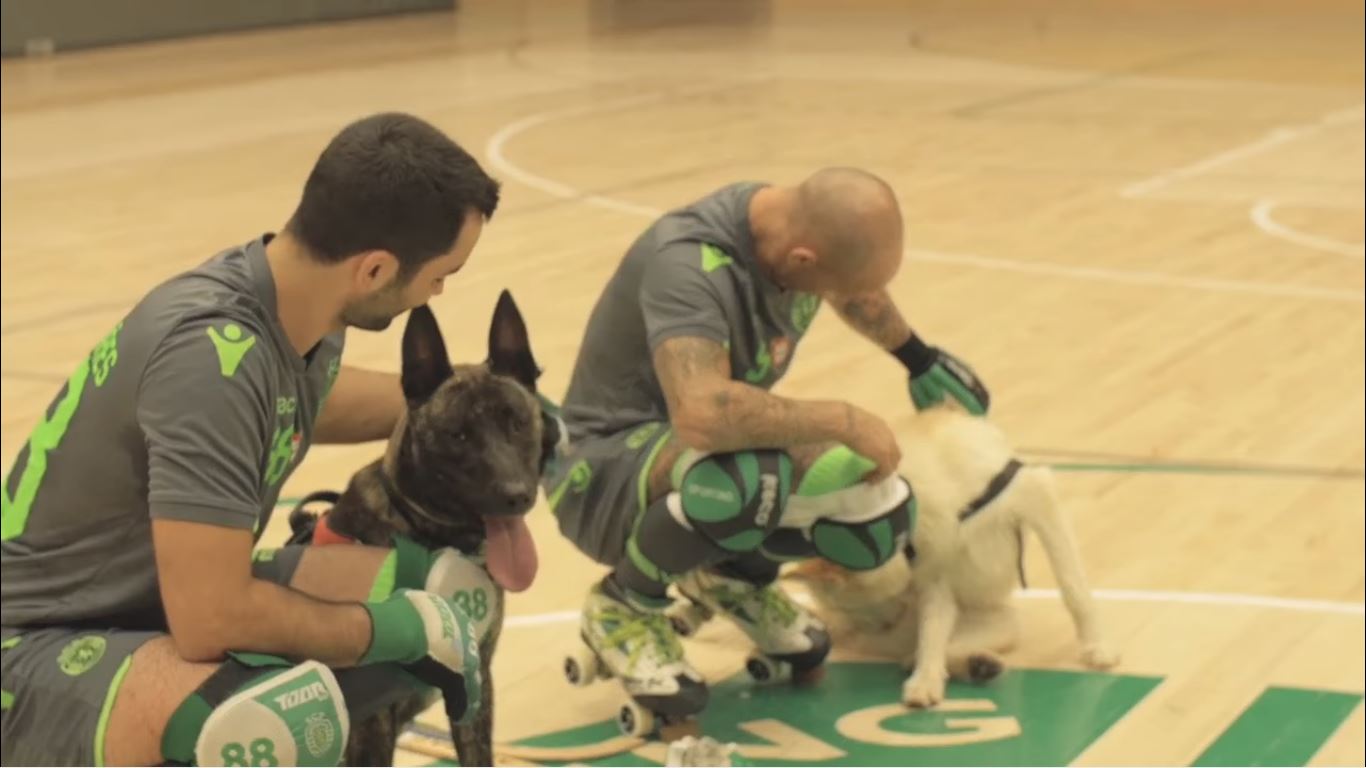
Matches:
[541,168,990,717]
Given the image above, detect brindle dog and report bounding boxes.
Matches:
[289,291,557,767]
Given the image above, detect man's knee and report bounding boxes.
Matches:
[162,652,425,766]
[672,449,794,552]
[784,444,917,570]
[173,657,350,766]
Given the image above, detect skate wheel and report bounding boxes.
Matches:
[563,646,599,687]
[745,655,792,685]
[617,700,656,738]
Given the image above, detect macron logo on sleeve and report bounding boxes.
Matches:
[206,323,257,378]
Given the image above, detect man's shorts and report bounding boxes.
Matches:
[542,421,675,566]
[0,547,309,766]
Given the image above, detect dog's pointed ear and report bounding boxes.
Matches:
[402,304,454,406]
[488,289,540,390]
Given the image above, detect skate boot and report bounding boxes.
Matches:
[563,579,708,736]
[674,568,831,684]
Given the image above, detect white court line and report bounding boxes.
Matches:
[1250,199,1365,258]
[504,588,1364,630]
[1018,588,1365,616]
[486,96,1365,303]
[1121,104,1366,199]
[505,610,581,628]
[487,77,771,220]
[911,247,1363,302]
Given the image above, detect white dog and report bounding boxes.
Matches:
[787,406,1119,708]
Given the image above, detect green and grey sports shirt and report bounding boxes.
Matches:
[560,182,823,442]
[0,235,343,630]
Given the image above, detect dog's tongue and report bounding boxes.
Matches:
[484,515,538,592]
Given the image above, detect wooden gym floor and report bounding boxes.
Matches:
[2,0,1362,764]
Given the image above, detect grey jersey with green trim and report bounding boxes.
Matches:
[0,236,343,630]
[560,182,822,442]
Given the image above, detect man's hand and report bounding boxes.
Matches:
[905,346,990,415]
[840,406,902,481]
[362,589,483,723]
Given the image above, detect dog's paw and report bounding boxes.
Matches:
[901,672,946,709]
[1081,642,1120,669]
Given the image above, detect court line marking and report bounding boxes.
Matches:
[486,96,1365,303]
[1017,446,1364,481]
[1250,199,1365,258]
[950,47,1217,118]
[907,247,1362,303]
[1120,104,1365,199]
[503,588,1364,629]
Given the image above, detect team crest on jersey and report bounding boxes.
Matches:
[265,419,302,487]
[57,636,106,676]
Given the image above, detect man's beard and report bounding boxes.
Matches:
[341,283,406,331]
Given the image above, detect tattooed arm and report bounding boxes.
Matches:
[827,288,917,351]
[827,288,992,415]
[652,336,901,478]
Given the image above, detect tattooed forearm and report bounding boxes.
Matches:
[831,289,913,350]
[653,336,854,453]
[699,385,854,454]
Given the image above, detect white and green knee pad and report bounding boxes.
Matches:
[780,445,917,570]
[670,448,795,552]
[162,656,349,767]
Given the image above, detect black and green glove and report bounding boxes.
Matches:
[893,336,990,415]
[362,589,483,724]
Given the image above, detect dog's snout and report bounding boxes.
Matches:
[501,480,533,510]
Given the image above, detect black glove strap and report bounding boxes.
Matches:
[891,335,939,376]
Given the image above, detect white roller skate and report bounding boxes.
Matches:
[672,569,831,685]
[563,581,708,737]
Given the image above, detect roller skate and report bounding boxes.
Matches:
[563,579,708,738]
[670,568,831,685]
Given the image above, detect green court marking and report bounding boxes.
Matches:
[1194,686,1363,767]
[1021,447,1363,481]
[416,663,1162,767]
[416,672,1365,768]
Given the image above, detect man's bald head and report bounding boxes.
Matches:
[790,167,904,292]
